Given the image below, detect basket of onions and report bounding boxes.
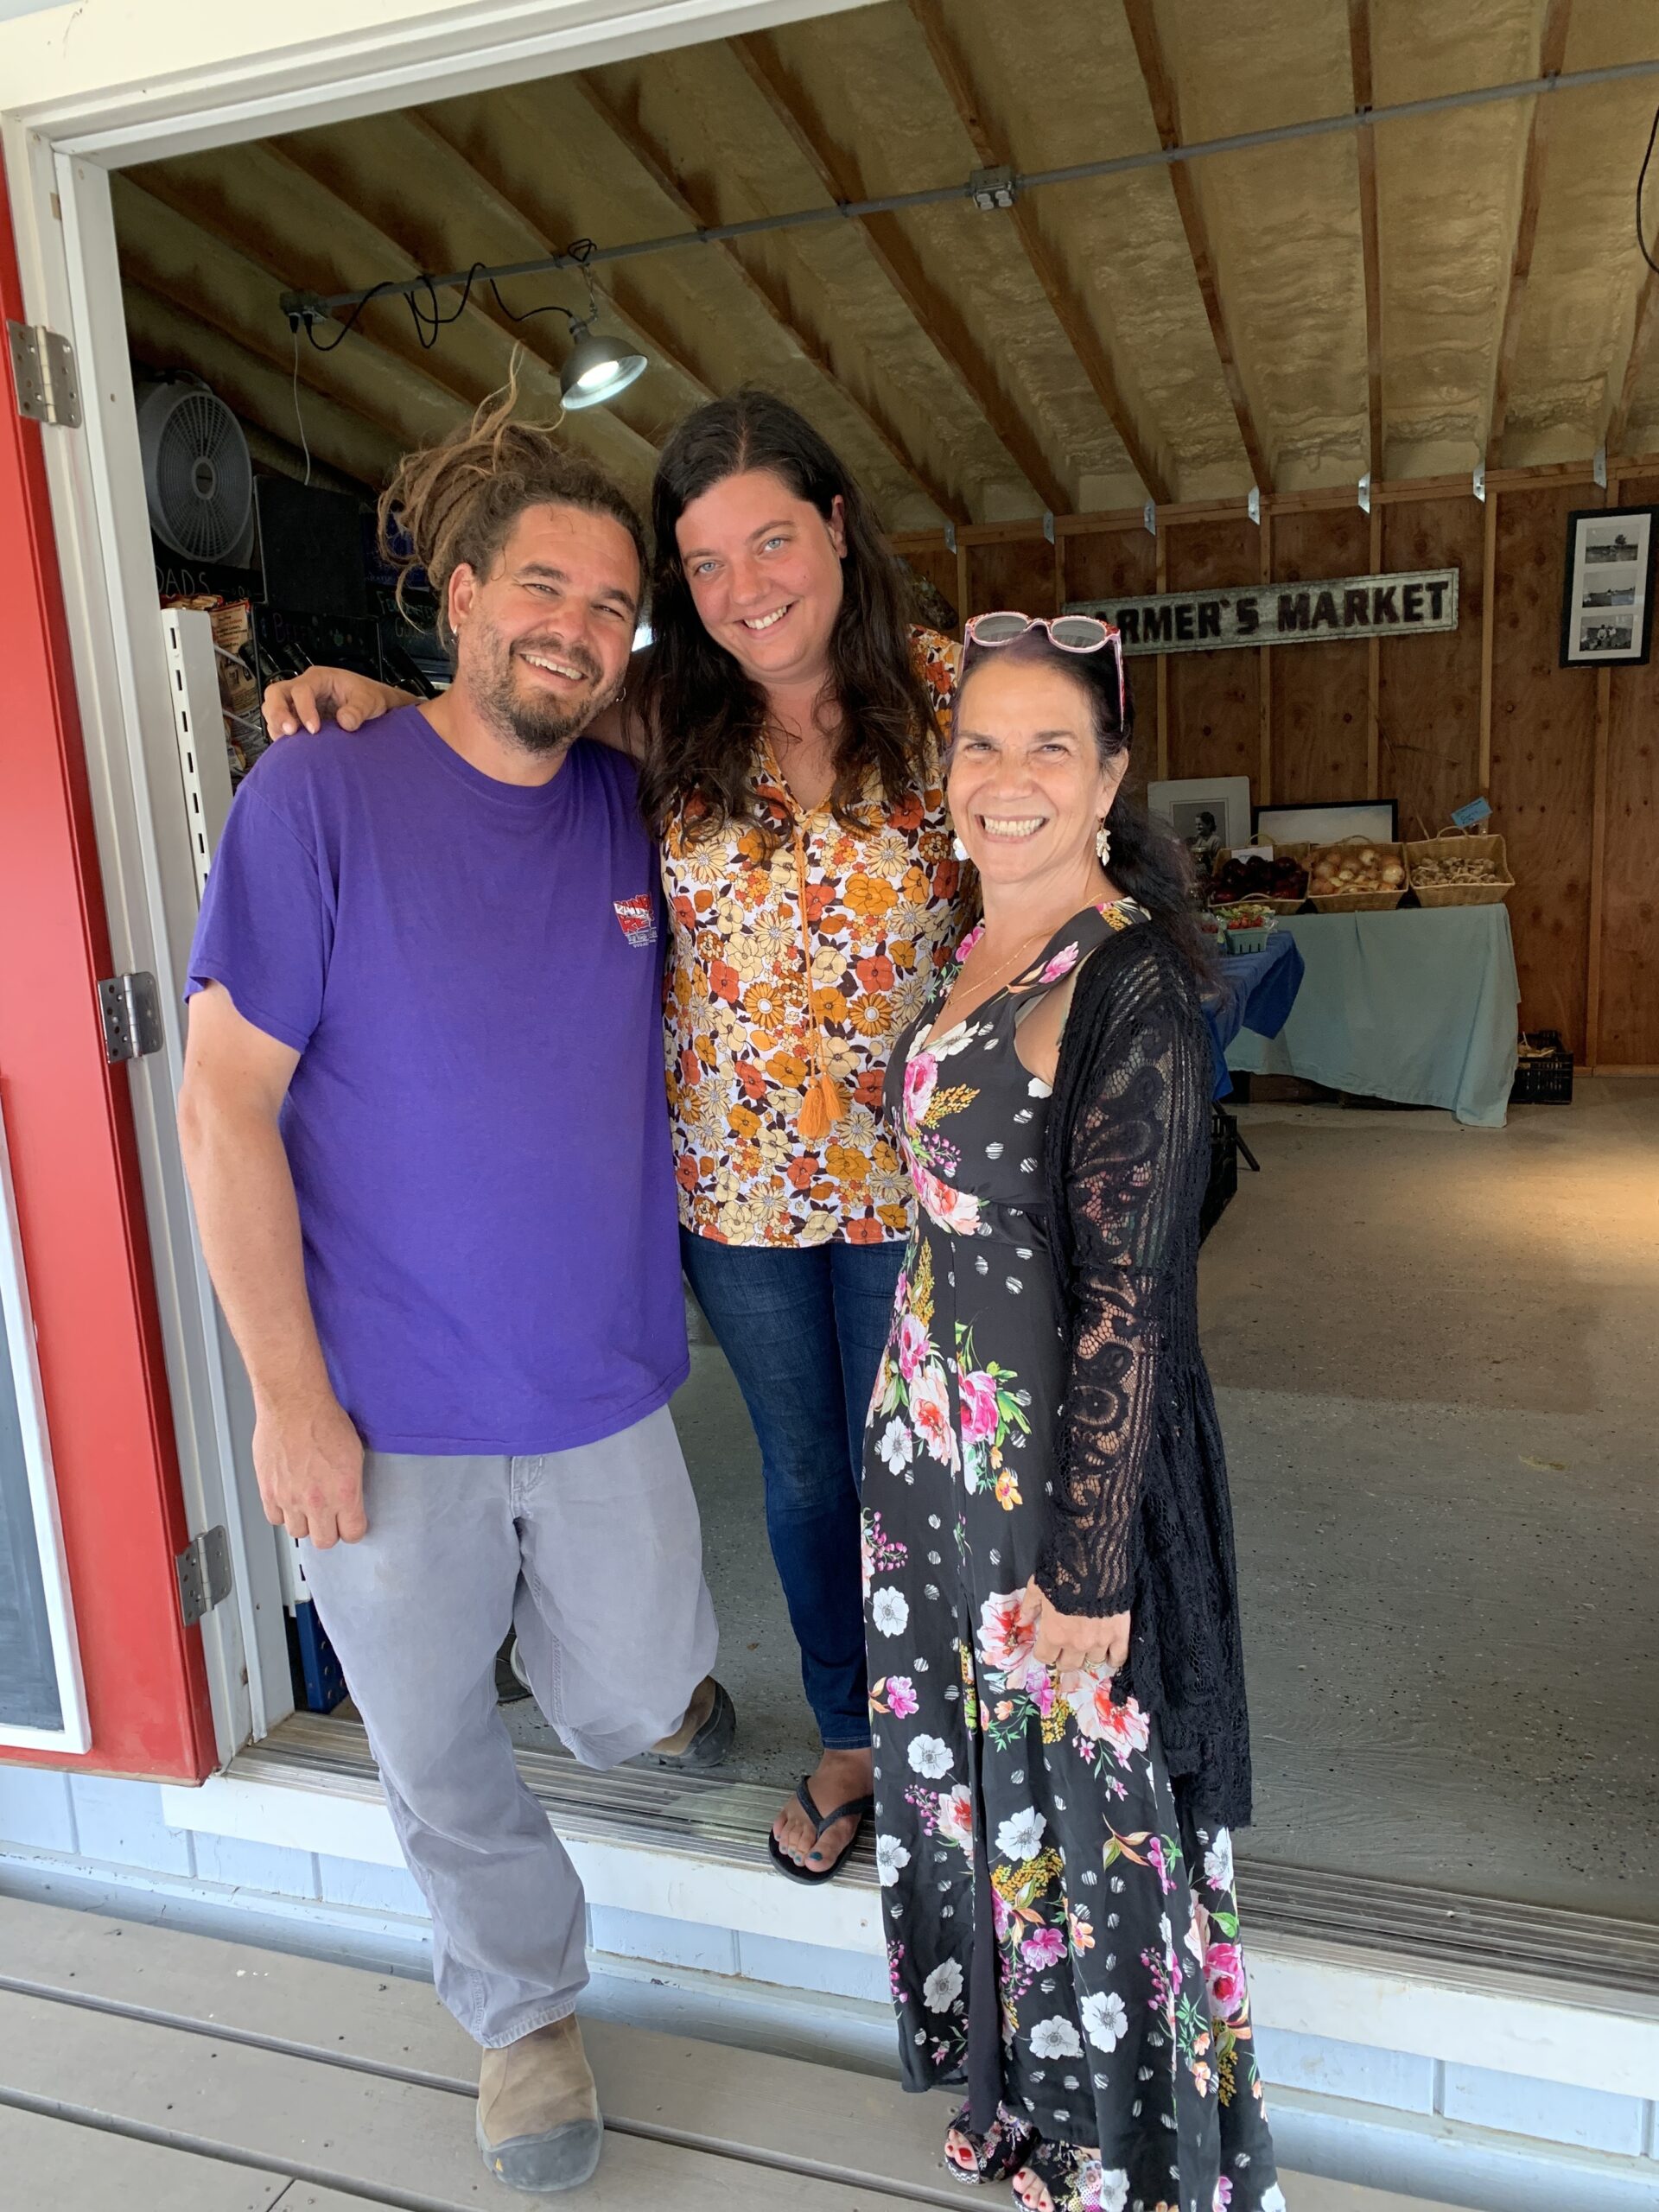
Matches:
[1305,837,1408,912]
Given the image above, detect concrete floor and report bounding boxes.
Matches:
[511,1077,1657,1923]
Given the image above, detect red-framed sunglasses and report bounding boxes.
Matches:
[963,609,1128,728]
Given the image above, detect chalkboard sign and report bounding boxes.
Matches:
[0,1103,86,1750]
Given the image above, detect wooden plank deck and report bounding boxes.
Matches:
[0,1896,1458,2210]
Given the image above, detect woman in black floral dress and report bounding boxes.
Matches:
[862,615,1281,2212]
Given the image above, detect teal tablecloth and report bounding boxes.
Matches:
[1223,906,1521,1127]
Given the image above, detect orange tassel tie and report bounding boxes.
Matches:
[798,1068,847,1142]
[791,823,846,1142]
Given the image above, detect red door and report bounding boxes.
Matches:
[1,173,217,1780]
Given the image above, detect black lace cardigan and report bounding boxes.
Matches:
[1037,922,1253,1834]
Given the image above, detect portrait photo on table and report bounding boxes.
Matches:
[1147,774,1251,881]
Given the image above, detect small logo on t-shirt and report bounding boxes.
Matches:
[613,893,658,949]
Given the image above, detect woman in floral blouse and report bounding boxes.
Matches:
[263,391,969,1879]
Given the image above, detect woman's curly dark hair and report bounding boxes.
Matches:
[637,391,940,849]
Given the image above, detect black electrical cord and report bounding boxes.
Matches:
[1637,105,1659,275]
[299,242,601,354]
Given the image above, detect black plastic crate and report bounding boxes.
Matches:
[1511,1029,1573,1104]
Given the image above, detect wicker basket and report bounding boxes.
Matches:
[1209,844,1311,915]
[1304,836,1408,912]
[1406,830,1513,908]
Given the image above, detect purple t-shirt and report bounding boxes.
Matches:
[187,708,687,1453]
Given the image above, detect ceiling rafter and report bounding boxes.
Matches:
[407,108,716,409]
[905,0,1171,505]
[1348,0,1383,480]
[120,167,488,429]
[729,29,1071,516]
[1122,0,1273,493]
[1486,0,1574,471]
[1605,268,1659,457]
[262,137,660,476]
[571,73,965,524]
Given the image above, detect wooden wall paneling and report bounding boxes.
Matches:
[1479,492,1497,791]
[1365,505,1382,798]
[1268,507,1370,804]
[1376,495,1485,837]
[1488,483,1599,1056]
[1162,518,1260,791]
[1063,528,1160,788]
[1257,512,1273,806]
[963,536,1059,620]
[1596,470,1659,1066]
[898,541,961,630]
[1587,661,1611,1065]
[1154,531,1169,781]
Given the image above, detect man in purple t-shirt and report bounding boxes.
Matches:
[179,420,729,2196]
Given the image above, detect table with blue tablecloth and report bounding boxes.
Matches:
[1222,905,1522,1128]
[1204,932,1306,1096]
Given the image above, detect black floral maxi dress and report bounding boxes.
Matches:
[861,901,1281,2212]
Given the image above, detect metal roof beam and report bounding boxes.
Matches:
[1122,0,1273,493]
[905,0,1171,505]
[571,74,965,524]
[729,29,1071,515]
[1486,0,1574,471]
[1349,0,1384,481]
[406,108,715,407]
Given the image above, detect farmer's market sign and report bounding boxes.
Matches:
[1067,568,1459,657]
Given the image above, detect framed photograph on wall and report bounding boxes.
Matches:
[1255,800,1398,846]
[1560,506,1658,667]
[1147,776,1251,881]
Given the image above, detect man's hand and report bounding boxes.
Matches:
[263,666,410,739]
[1019,1578,1129,1675]
[254,1392,367,1548]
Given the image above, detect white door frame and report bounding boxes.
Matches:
[0,0,870,1767]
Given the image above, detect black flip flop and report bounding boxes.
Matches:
[767,1775,875,1885]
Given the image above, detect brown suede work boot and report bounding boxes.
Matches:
[475,2015,603,2194]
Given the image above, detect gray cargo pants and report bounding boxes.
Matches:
[299,1405,717,2046]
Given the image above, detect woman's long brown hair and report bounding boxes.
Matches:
[637,391,940,849]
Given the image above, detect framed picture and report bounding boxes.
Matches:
[1560,506,1658,667]
[1147,777,1252,880]
[1255,800,1397,846]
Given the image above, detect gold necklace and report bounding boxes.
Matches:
[936,922,1052,1031]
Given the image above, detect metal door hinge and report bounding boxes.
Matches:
[98,971,165,1063]
[8,321,81,428]
[176,1525,233,1627]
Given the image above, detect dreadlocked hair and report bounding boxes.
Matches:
[377,365,649,662]
[637,390,941,853]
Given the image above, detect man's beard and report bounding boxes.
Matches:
[468,628,616,755]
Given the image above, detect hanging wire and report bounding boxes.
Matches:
[296,246,601,357]
[1637,107,1659,275]
[289,323,312,486]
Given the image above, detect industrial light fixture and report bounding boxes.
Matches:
[560,321,648,410]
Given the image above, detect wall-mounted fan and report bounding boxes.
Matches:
[136,376,256,568]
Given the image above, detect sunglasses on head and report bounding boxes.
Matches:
[963,609,1127,728]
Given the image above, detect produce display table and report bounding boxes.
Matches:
[1223,906,1521,1128]
[1205,933,1306,1098]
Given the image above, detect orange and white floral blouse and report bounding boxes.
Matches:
[662,628,966,1247]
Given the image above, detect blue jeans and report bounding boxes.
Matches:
[679,1229,905,1751]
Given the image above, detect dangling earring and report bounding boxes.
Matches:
[952,833,969,862]
[1096,820,1113,868]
